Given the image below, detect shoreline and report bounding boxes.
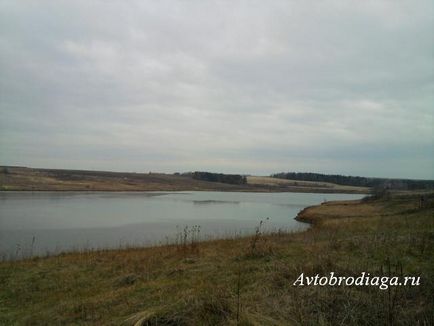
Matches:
[294,198,368,224]
[294,204,319,224]
[0,166,371,194]
[0,188,370,194]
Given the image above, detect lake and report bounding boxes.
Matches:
[0,191,364,259]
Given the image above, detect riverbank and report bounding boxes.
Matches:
[295,199,377,224]
[1,192,433,325]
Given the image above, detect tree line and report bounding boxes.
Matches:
[271,172,434,190]
[184,171,247,185]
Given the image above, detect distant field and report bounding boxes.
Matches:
[247,176,370,193]
[0,166,370,194]
[0,167,241,192]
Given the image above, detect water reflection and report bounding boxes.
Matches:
[0,191,364,259]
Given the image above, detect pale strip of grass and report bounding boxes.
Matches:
[247,176,370,193]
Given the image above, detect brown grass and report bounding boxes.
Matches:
[247,176,369,193]
[0,167,370,193]
[0,167,245,192]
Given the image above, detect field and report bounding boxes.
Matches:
[1,191,433,325]
[246,176,370,193]
[0,166,369,193]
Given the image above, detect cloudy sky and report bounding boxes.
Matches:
[1,1,433,179]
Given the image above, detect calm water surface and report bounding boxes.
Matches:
[0,191,364,258]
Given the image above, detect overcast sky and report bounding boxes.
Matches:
[1,1,433,179]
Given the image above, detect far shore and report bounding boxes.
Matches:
[0,166,370,194]
[0,188,368,194]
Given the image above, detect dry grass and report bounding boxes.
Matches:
[0,167,244,192]
[1,192,433,325]
[0,167,370,193]
[247,176,369,193]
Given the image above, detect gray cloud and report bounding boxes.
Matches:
[1,1,433,179]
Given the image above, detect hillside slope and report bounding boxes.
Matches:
[0,166,369,193]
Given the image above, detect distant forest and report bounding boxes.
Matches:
[271,172,434,190]
[187,171,247,185]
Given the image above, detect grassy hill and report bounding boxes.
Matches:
[0,166,369,193]
[1,191,433,325]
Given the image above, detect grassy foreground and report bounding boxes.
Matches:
[1,193,433,325]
